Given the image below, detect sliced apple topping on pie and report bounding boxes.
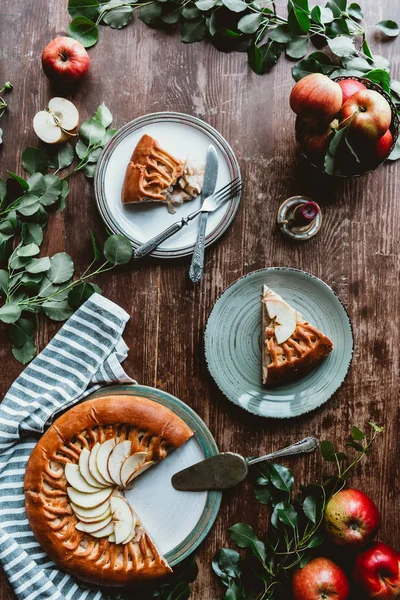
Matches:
[262,285,333,386]
[121,134,204,213]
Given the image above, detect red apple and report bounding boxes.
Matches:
[324,489,380,547]
[292,557,350,600]
[42,37,90,84]
[302,119,338,159]
[375,130,393,162]
[338,79,367,105]
[290,73,343,124]
[353,542,400,598]
[340,89,392,142]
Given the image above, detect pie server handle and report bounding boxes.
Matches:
[247,437,320,466]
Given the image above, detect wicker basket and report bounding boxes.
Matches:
[295,76,400,178]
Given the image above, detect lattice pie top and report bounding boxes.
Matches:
[262,285,333,386]
[24,395,193,586]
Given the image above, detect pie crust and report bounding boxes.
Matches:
[262,286,333,386]
[24,395,193,586]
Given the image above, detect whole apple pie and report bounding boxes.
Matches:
[24,395,193,586]
[262,285,333,386]
[121,134,204,213]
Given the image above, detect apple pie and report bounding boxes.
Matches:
[121,134,204,213]
[262,285,333,386]
[24,395,193,586]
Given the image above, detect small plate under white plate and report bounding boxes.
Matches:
[95,112,241,259]
[86,384,221,566]
[205,268,354,418]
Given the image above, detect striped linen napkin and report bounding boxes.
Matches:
[0,293,136,600]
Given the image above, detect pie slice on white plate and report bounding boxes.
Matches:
[262,285,333,386]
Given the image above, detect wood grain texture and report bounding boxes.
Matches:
[1,0,400,598]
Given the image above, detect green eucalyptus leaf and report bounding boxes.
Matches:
[364,69,390,93]
[270,463,294,492]
[300,554,313,568]
[104,234,132,264]
[269,24,292,42]
[351,425,365,440]
[254,486,272,504]
[94,103,113,127]
[162,5,184,24]
[12,338,37,364]
[348,2,363,19]
[368,421,384,433]
[286,35,309,59]
[57,143,75,170]
[139,3,163,25]
[25,257,51,274]
[225,581,244,600]
[303,495,317,523]
[0,269,8,295]
[22,147,50,175]
[21,223,43,247]
[101,128,118,146]
[228,523,258,548]
[181,18,207,42]
[250,539,266,563]
[17,194,41,217]
[10,318,36,346]
[102,2,133,28]
[346,440,364,451]
[42,300,74,321]
[79,118,106,146]
[68,281,97,308]
[276,501,299,528]
[213,548,242,581]
[388,137,400,161]
[237,13,263,34]
[307,531,324,548]
[68,16,99,48]
[27,172,46,196]
[221,0,247,12]
[324,127,346,175]
[17,243,40,257]
[320,439,337,460]
[369,55,390,71]
[182,6,201,19]
[40,174,62,206]
[328,35,356,57]
[82,163,97,178]
[195,0,218,10]
[362,38,373,59]
[38,277,72,300]
[0,303,22,324]
[59,180,69,212]
[0,178,7,203]
[288,5,311,34]
[68,0,100,20]
[292,57,324,80]
[48,252,75,284]
[90,230,103,261]
[376,20,399,37]
[7,171,29,190]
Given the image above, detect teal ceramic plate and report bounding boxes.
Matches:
[86,384,221,566]
[205,268,353,418]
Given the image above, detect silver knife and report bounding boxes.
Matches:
[188,145,219,283]
[171,437,320,491]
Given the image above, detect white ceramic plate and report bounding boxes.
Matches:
[86,384,221,565]
[95,112,241,258]
[205,268,354,418]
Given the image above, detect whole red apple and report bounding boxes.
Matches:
[338,79,367,105]
[353,542,400,598]
[340,89,392,142]
[302,119,338,159]
[42,37,90,84]
[290,73,343,124]
[324,489,380,547]
[375,129,393,162]
[292,557,350,600]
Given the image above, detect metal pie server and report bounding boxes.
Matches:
[188,145,219,283]
[172,437,319,491]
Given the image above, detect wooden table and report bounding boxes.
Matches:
[1,0,399,597]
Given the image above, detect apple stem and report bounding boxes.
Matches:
[50,113,78,137]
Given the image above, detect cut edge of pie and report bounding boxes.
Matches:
[262,285,333,386]
[121,134,204,213]
[24,395,194,586]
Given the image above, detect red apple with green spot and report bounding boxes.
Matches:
[290,73,343,125]
[42,37,90,85]
[338,79,367,104]
[324,489,380,547]
[292,557,350,600]
[353,542,400,599]
[340,89,392,142]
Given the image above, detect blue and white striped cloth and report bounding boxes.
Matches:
[0,294,136,600]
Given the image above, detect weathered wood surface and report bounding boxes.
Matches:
[1,0,400,597]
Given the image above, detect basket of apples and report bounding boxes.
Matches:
[290,73,399,177]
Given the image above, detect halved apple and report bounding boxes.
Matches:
[96,439,116,484]
[33,97,79,145]
[108,441,132,486]
[90,521,115,538]
[110,495,133,545]
[125,461,155,487]
[76,514,112,534]
[65,463,100,494]
[79,448,107,489]
[67,486,112,509]
[89,442,111,486]
[120,452,148,487]
[70,500,110,519]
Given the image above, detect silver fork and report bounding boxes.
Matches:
[133,178,242,259]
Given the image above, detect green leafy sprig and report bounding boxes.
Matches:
[0,103,132,365]
[0,82,13,145]
[212,422,384,600]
